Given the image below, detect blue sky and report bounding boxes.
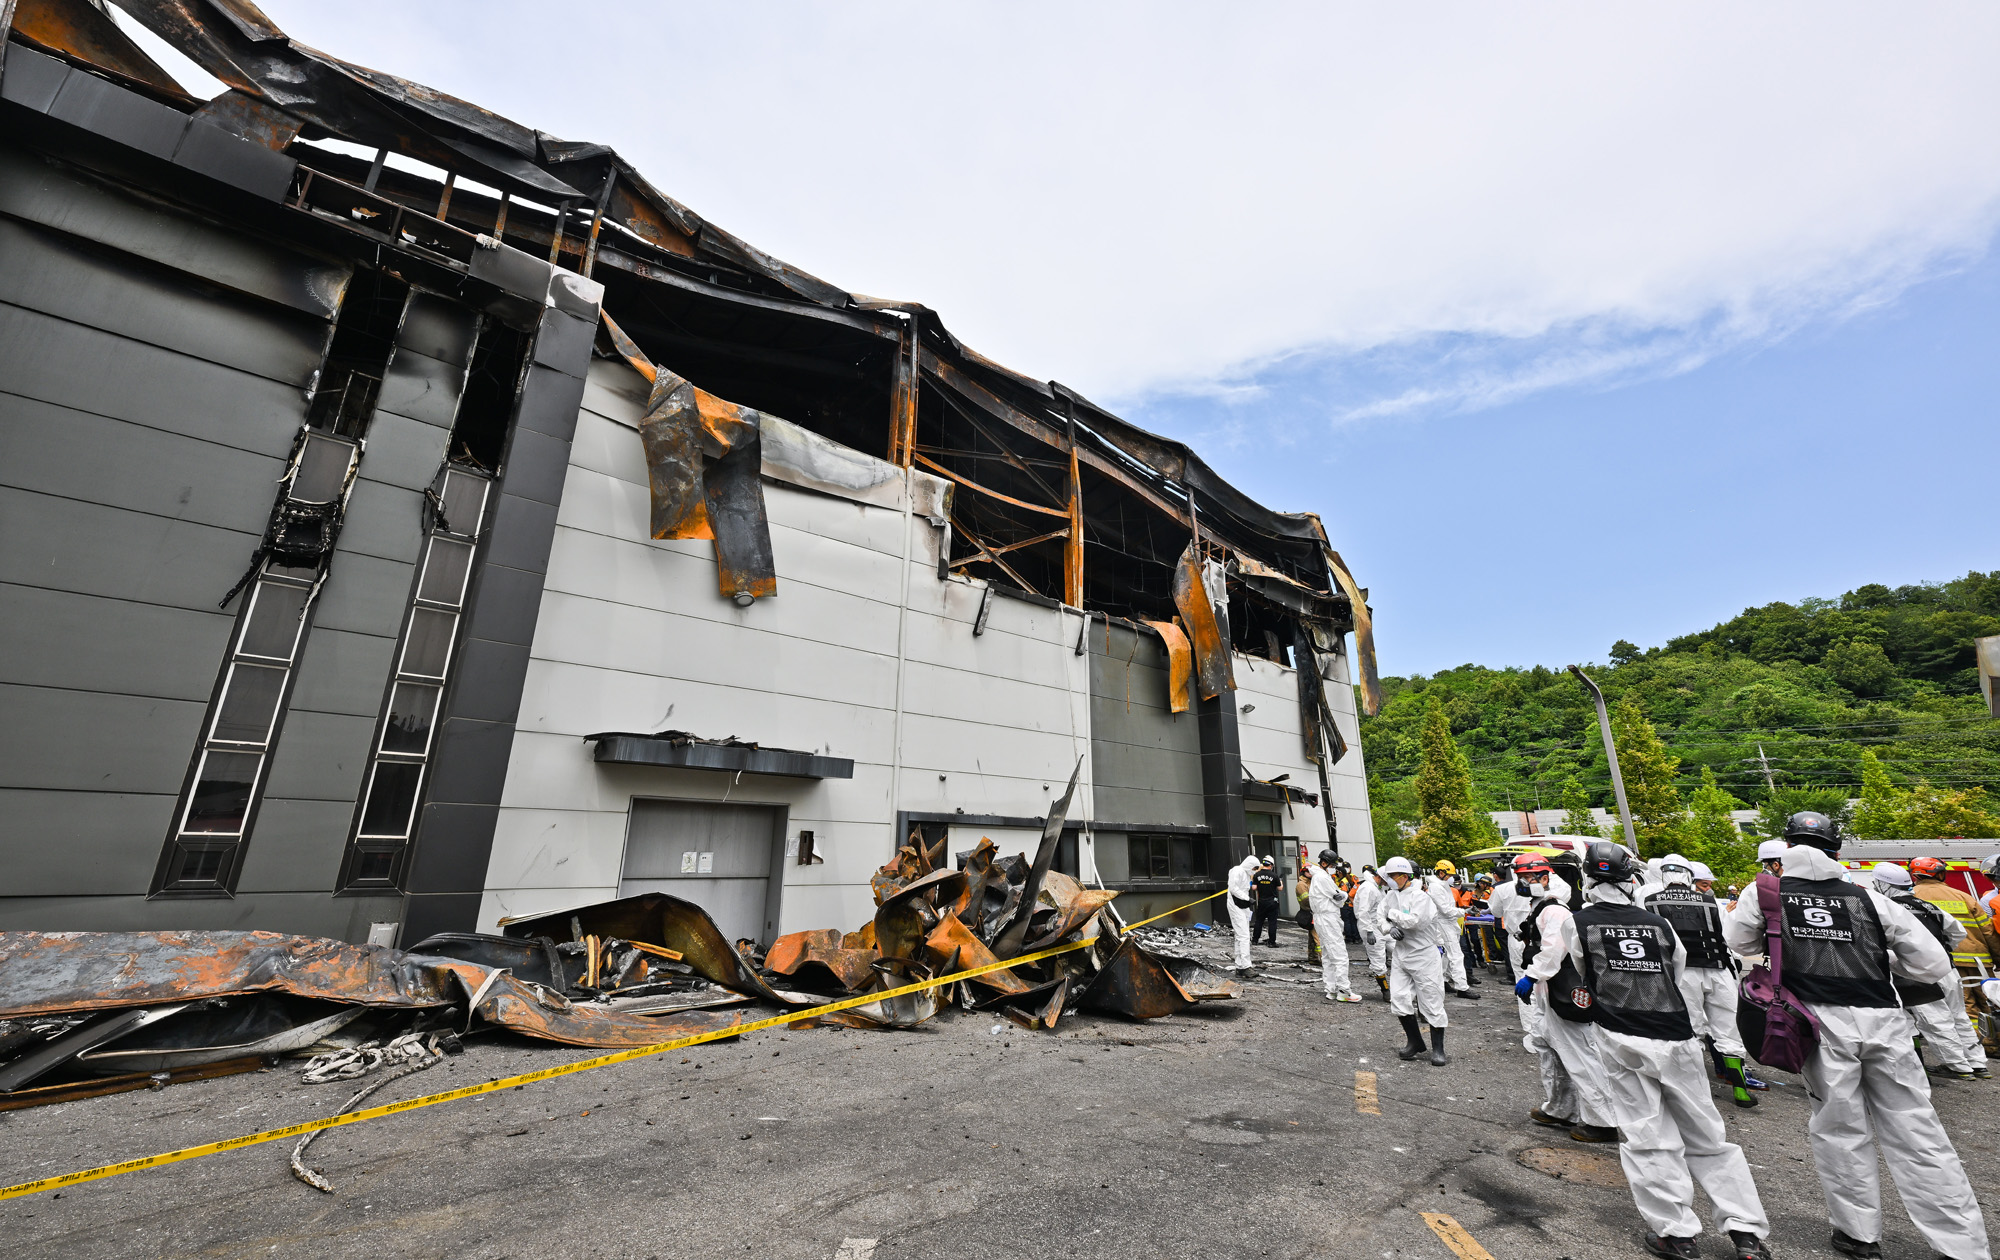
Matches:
[116,4,2000,677]
[1130,245,2000,675]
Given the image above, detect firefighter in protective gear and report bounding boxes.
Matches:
[1871,863,1989,1080]
[1378,857,1449,1065]
[1515,856,1619,1142]
[1426,861,1479,999]
[1567,843,1773,1260]
[1723,818,1990,1260]
[1352,866,1391,998]
[1310,849,1361,1002]
[1911,855,2000,1053]
[1643,856,1765,1107]
[1226,853,1261,974]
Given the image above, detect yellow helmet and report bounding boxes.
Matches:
[1434,860,1456,875]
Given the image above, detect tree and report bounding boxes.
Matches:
[1686,766,1756,883]
[1898,783,2000,840]
[1755,788,1853,843]
[1849,749,1906,839]
[1823,640,1894,697]
[1609,692,1688,858]
[1556,776,1606,839]
[1406,694,1494,868]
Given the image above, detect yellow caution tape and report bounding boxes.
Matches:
[0,888,1225,1202]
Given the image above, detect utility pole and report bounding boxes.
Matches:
[1569,665,1638,853]
[1752,743,1777,793]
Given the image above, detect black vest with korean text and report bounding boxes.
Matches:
[1519,901,1594,1024]
[1775,876,1898,1009]
[1573,902,1695,1042]
[1642,885,1731,969]
[1887,891,1951,1007]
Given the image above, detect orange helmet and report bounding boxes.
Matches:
[1512,857,1553,879]
[1909,857,1949,881]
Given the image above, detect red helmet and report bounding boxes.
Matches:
[1909,857,1948,881]
[1512,857,1553,879]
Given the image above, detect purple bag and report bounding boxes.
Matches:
[1736,871,1823,1073]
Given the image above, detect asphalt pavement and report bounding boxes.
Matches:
[3,925,1995,1260]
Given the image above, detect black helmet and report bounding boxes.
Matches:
[1583,841,1639,883]
[1782,810,1840,853]
[1317,849,1339,866]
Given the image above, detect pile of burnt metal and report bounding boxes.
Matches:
[0,807,1233,1112]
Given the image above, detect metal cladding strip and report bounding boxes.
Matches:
[0,890,1226,1203]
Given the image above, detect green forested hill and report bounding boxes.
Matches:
[1359,571,2000,858]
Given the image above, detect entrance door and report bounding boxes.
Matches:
[620,800,783,945]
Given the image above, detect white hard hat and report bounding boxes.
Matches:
[1381,856,1416,877]
[1658,852,1691,871]
[1756,840,1788,862]
[1871,861,1913,889]
[1688,861,1715,882]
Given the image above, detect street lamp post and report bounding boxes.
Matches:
[1569,665,1639,854]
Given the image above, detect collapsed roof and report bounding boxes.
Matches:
[4,0,1380,712]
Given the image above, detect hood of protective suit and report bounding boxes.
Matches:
[1779,845,1848,882]
[1585,877,1638,905]
[1530,872,1571,903]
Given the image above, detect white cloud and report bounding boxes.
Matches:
[259,1,2000,414]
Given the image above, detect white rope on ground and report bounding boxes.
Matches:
[290,1033,446,1193]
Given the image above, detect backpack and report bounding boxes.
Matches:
[1735,871,1823,1073]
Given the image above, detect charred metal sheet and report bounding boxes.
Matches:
[839,957,940,1029]
[1022,880,1118,951]
[406,933,565,990]
[499,893,795,1006]
[767,929,878,993]
[192,87,301,150]
[875,869,968,962]
[1142,618,1193,714]
[1160,957,1241,1002]
[1173,544,1233,700]
[76,994,362,1075]
[1324,547,1381,717]
[585,732,852,779]
[11,0,198,103]
[1077,938,1196,1020]
[0,1004,188,1092]
[923,914,1028,994]
[991,761,1081,958]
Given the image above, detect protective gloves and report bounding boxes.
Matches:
[1515,975,1535,1002]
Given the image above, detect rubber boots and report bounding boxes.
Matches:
[1396,1014,1427,1061]
[1708,1042,1760,1108]
[1428,1027,1448,1067]
[1377,973,1391,1000]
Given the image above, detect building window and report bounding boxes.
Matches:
[1126,834,1210,882]
[338,466,491,889]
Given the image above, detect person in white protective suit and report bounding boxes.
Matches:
[1378,856,1450,1065]
[1225,853,1262,975]
[1566,842,1773,1260]
[1512,856,1620,1143]
[1426,861,1481,1000]
[1869,861,1988,1081]
[1643,857,1766,1108]
[1351,867,1391,999]
[1309,849,1362,1002]
[1723,813,1990,1260]
[1488,855,1542,1043]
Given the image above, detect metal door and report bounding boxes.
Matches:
[620,800,783,945]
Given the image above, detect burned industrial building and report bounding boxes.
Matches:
[0,0,1381,951]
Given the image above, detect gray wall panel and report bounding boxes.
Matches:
[376,348,465,429]
[0,392,287,535]
[286,628,396,718]
[1089,624,1205,828]
[310,553,417,637]
[0,790,176,896]
[357,412,451,492]
[0,304,308,451]
[0,891,403,939]
[234,797,355,893]
[0,222,326,386]
[398,295,477,366]
[0,142,346,319]
[0,584,230,701]
[0,489,258,616]
[260,710,376,803]
[0,684,204,794]
[336,478,427,566]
